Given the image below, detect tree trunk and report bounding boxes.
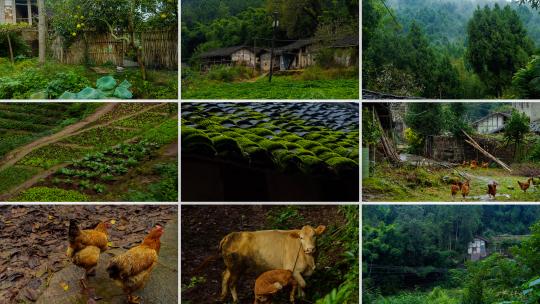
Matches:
[7,34,14,64]
[37,0,46,64]
[128,2,146,80]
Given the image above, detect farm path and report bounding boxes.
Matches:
[0,103,168,199]
[0,103,118,172]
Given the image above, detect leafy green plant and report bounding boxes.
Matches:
[12,187,88,202]
[60,76,133,99]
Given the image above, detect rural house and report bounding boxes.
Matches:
[198,45,264,70]
[472,112,511,134]
[330,35,359,67]
[468,236,488,261]
[0,0,37,24]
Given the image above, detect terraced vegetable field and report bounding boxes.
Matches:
[0,102,178,202]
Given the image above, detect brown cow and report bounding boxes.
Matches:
[219,225,326,303]
[253,269,298,304]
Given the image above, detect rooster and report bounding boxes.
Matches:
[461,180,470,199]
[487,181,498,199]
[470,160,478,170]
[67,220,111,276]
[107,225,164,304]
[451,182,462,199]
[518,178,534,193]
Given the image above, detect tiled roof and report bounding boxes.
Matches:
[181,102,359,176]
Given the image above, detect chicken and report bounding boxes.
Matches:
[451,182,462,199]
[107,225,164,304]
[481,161,489,169]
[254,269,298,304]
[67,219,111,275]
[488,181,498,199]
[461,180,470,199]
[470,160,478,170]
[518,178,533,193]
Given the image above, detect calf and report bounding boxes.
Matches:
[254,269,298,304]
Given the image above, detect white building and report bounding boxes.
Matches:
[472,112,511,134]
[468,237,488,261]
[0,0,37,25]
[513,102,540,122]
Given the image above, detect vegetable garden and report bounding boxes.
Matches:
[0,0,178,100]
[0,102,178,202]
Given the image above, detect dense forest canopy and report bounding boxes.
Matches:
[363,0,540,98]
[181,0,359,61]
[363,205,540,303]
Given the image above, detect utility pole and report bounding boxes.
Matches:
[269,11,278,83]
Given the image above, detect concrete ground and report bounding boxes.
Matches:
[36,219,178,304]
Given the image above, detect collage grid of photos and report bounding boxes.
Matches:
[364,0,540,303]
[0,0,361,304]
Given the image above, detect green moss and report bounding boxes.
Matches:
[235,137,259,148]
[284,142,302,150]
[274,152,302,173]
[181,126,201,138]
[245,146,273,166]
[183,132,212,147]
[243,133,265,142]
[250,128,275,137]
[349,148,359,161]
[311,145,332,156]
[183,142,217,157]
[326,156,358,175]
[296,139,322,149]
[223,131,242,138]
[205,124,227,133]
[334,146,352,157]
[304,132,324,141]
[211,135,244,156]
[296,149,316,157]
[259,139,287,151]
[298,155,328,175]
[197,118,219,128]
[319,151,342,161]
[280,134,303,142]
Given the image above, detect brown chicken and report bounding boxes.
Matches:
[451,182,462,199]
[518,178,534,193]
[488,181,498,199]
[481,161,489,169]
[461,180,470,199]
[67,219,111,275]
[470,160,478,170]
[254,269,298,304]
[107,225,164,304]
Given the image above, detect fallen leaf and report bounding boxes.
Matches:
[110,219,116,225]
[60,282,69,291]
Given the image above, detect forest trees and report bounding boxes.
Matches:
[466,5,533,97]
[503,110,530,158]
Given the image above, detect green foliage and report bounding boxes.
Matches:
[206,65,255,82]
[125,162,178,202]
[142,119,178,145]
[60,76,133,99]
[266,206,305,229]
[182,76,359,99]
[513,56,540,99]
[12,187,88,202]
[466,4,533,97]
[504,110,530,158]
[0,166,40,194]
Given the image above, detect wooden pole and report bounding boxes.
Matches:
[269,11,278,83]
[38,0,45,64]
[462,130,512,172]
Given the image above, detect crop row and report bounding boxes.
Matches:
[95,103,156,123]
[62,127,141,149]
[112,111,169,129]
[0,165,40,193]
[18,144,93,169]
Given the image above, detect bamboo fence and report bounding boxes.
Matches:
[50,29,177,69]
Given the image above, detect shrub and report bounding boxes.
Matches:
[207,65,255,82]
[13,187,88,202]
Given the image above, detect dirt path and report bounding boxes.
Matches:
[0,103,118,172]
[0,103,170,199]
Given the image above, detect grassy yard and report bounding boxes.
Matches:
[181,66,359,99]
[0,58,177,99]
[363,163,540,202]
